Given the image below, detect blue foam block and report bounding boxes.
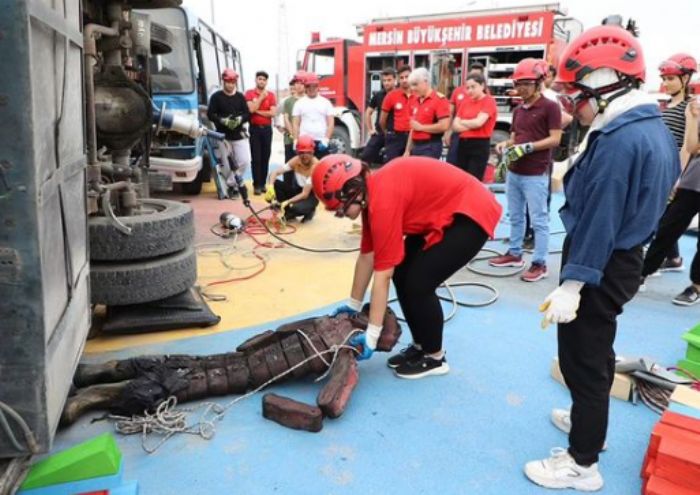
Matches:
[18,460,123,495]
[668,401,700,421]
[111,480,139,495]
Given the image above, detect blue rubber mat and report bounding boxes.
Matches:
[54,192,699,494]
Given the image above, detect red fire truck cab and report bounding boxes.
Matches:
[300,3,583,155]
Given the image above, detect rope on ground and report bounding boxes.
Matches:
[109,328,363,454]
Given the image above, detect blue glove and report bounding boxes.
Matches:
[349,333,374,361]
[330,304,359,317]
[316,138,329,153]
[330,298,363,317]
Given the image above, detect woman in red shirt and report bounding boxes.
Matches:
[312,154,502,378]
[451,73,498,181]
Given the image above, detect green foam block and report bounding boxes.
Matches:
[21,433,122,490]
[682,323,700,362]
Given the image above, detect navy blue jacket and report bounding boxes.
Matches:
[560,104,680,285]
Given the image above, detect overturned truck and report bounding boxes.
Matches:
[0,0,210,465]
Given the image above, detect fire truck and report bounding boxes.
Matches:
[299,3,583,155]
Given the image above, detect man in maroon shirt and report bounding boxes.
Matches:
[380,65,412,162]
[246,70,277,194]
[489,59,562,282]
[404,67,451,159]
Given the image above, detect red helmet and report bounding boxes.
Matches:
[304,72,320,86]
[659,53,697,77]
[556,25,645,85]
[296,135,315,154]
[512,58,548,82]
[222,68,239,82]
[292,70,308,84]
[312,154,362,211]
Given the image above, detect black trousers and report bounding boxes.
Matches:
[445,135,460,166]
[393,215,488,354]
[250,125,273,190]
[360,132,385,166]
[384,132,409,162]
[558,237,642,466]
[273,172,319,218]
[284,142,295,163]
[410,139,443,159]
[457,138,491,181]
[642,188,700,284]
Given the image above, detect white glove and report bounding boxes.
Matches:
[320,137,330,147]
[539,280,585,328]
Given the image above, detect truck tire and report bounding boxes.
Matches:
[89,199,194,261]
[90,246,197,306]
[330,126,351,155]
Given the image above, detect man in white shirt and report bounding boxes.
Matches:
[292,72,335,158]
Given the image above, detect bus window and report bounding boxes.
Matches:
[200,33,221,97]
[146,8,194,93]
[309,48,335,77]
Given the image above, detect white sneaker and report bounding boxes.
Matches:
[524,447,604,491]
[551,409,608,451]
[551,408,572,433]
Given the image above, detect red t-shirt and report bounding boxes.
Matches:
[381,88,412,132]
[456,94,498,139]
[409,91,451,141]
[450,86,470,113]
[245,89,277,126]
[360,157,503,271]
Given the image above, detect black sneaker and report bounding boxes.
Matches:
[386,344,424,369]
[672,285,700,306]
[659,257,684,272]
[394,354,449,379]
[301,210,316,223]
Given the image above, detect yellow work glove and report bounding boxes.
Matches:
[264,184,276,203]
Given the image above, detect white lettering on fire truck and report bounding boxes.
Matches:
[366,16,545,47]
[368,29,404,46]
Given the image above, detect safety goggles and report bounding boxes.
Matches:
[557,87,592,115]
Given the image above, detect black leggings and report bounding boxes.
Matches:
[457,138,490,181]
[392,215,489,354]
[642,188,700,284]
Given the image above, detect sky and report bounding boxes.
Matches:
[182,0,699,91]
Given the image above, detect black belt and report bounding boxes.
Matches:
[386,131,409,136]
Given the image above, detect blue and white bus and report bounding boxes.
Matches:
[141,7,244,194]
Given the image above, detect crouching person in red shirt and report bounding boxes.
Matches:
[312,154,502,378]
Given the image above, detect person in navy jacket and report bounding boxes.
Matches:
[524,25,680,492]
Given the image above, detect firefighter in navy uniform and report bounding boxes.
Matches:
[523,25,679,491]
[379,65,412,162]
[404,68,451,159]
[312,154,502,379]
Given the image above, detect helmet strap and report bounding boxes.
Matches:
[575,78,634,115]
